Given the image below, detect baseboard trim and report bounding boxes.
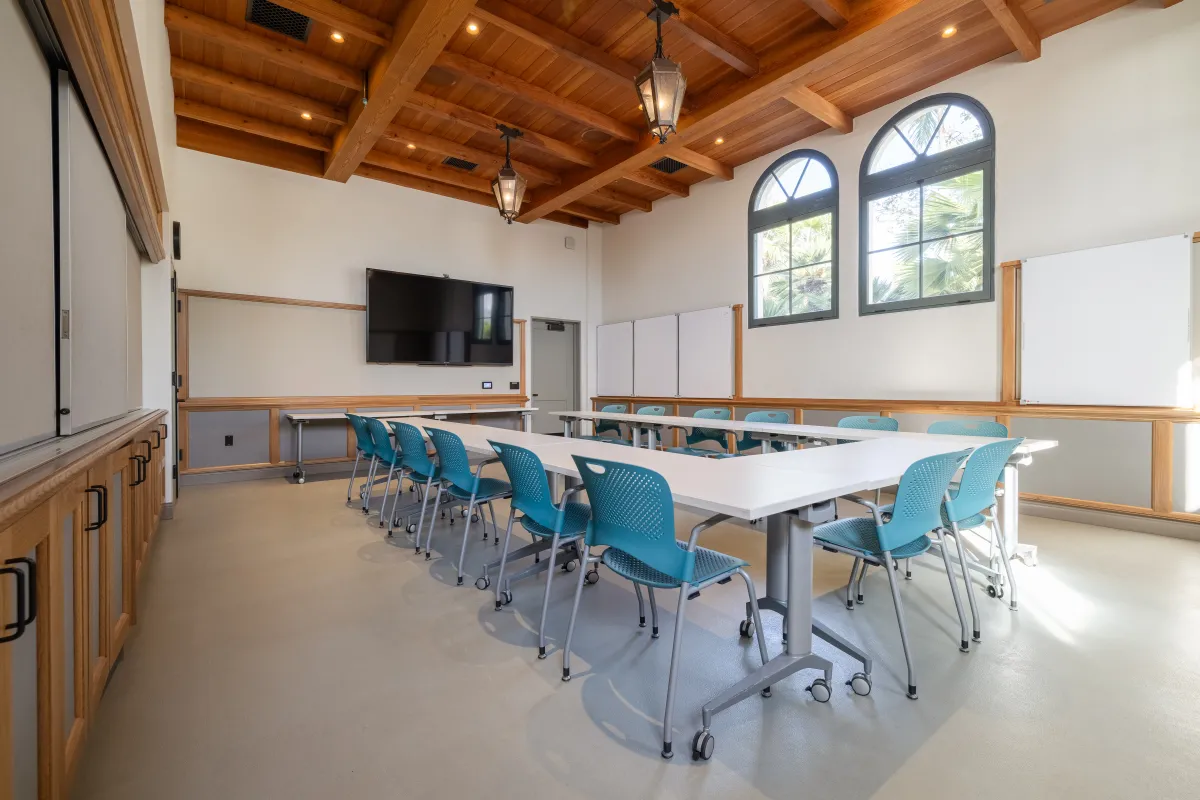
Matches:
[160,502,174,520]
[1021,500,1200,543]
[179,461,354,487]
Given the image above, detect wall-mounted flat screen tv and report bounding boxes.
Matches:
[365,269,514,365]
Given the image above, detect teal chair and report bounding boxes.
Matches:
[561,455,769,760]
[363,417,404,528]
[667,408,731,458]
[632,405,668,449]
[837,415,898,444]
[578,404,628,443]
[813,449,972,699]
[487,441,595,658]
[718,410,792,456]
[928,420,1008,437]
[386,421,442,544]
[345,414,376,508]
[425,427,512,586]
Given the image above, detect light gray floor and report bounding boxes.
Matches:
[73,471,1200,799]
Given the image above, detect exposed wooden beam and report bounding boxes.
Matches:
[404,92,595,166]
[363,149,492,193]
[473,0,639,86]
[626,168,689,197]
[561,203,621,225]
[801,0,851,28]
[324,0,478,182]
[170,58,348,125]
[163,6,361,90]
[435,51,639,142]
[176,117,325,177]
[382,124,560,185]
[520,0,933,222]
[175,98,333,151]
[783,85,852,133]
[267,0,393,46]
[1164,0,1184,6]
[615,0,759,76]
[591,187,652,212]
[674,147,733,180]
[981,0,1041,60]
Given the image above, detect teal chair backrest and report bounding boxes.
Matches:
[572,455,694,584]
[391,421,435,477]
[878,449,972,551]
[945,439,1022,521]
[596,404,627,436]
[735,410,791,452]
[364,417,397,463]
[346,414,375,457]
[837,415,898,445]
[490,441,570,531]
[637,406,667,416]
[685,408,731,448]
[928,420,1009,437]
[425,427,475,492]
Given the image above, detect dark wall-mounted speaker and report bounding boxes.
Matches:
[172,221,181,260]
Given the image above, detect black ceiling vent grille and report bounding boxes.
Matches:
[442,156,479,171]
[246,0,312,43]
[649,156,687,175]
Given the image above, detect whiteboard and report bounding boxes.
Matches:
[678,306,733,398]
[596,321,633,396]
[633,315,678,397]
[1021,234,1192,407]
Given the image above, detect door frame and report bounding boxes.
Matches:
[529,317,582,434]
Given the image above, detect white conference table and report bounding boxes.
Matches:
[414,418,1020,751]
[285,406,535,483]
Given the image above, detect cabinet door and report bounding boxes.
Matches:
[84,457,111,711]
[109,445,133,648]
[50,477,88,790]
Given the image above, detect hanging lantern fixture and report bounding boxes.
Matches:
[491,125,527,224]
[635,0,686,144]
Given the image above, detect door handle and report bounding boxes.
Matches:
[1,557,36,643]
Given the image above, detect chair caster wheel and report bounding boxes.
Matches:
[807,678,832,703]
[847,673,872,696]
[407,523,417,534]
[501,590,513,605]
[472,513,480,522]
[584,569,600,585]
[475,576,490,590]
[738,619,754,639]
[987,584,1001,598]
[562,559,577,573]
[691,730,715,761]
[461,507,470,517]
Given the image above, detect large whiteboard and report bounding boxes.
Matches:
[1021,234,1192,407]
[633,315,678,397]
[596,321,633,396]
[679,306,733,398]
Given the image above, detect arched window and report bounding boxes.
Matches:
[748,150,838,327]
[859,94,994,314]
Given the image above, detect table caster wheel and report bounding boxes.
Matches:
[475,575,490,591]
[297,476,305,484]
[584,569,600,585]
[807,678,832,703]
[461,507,470,518]
[407,523,417,534]
[847,672,872,696]
[562,559,577,573]
[997,585,1005,599]
[501,590,513,605]
[738,619,754,639]
[691,730,715,761]
[987,584,998,598]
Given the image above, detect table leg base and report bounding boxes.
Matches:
[746,597,873,675]
[1014,543,1038,567]
[699,651,833,730]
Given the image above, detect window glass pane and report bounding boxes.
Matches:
[926,105,984,156]
[868,188,920,250]
[868,246,919,304]
[922,170,984,239]
[868,128,917,174]
[791,263,832,313]
[754,224,790,275]
[754,271,791,319]
[921,232,984,297]
[897,104,947,154]
[794,159,832,198]
[773,157,809,198]
[754,175,787,210]
[790,212,832,269]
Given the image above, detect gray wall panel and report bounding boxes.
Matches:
[801,409,856,427]
[1010,417,1150,507]
[1173,422,1200,513]
[280,409,347,463]
[189,410,270,468]
[889,413,997,433]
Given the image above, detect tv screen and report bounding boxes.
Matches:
[365,269,514,365]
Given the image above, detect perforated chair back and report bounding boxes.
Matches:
[879,450,971,551]
[572,455,694,583]
[489,441,561,530]
[945,439,1022,522]
[364,417,397,463]
[637,406,667,416]
[928,420,1009,437]
[425,427,474,491]
[734,410,791,452]
[391,421,435,476]
[685,408,731,448]
[596,404,627,436]
[837,414,898,445]
[346,414,375,457]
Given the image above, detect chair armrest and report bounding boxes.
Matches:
[842,494,885,527]
[472,456,501,480]
[686,513,730,551]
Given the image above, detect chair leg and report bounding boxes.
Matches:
[989,513,1019,610]
[487,501,501,545]
[494,512,517,611]
[346,451,361,504]
[634,583,646,628]
[855,559,869,603]
[934,529,971,652]
[456,495,479,585]
[423,485,443,560]
[386,468,410,536]
[378,460,397,529]
[736,569,770,668]
[882,552,919,699]
[361,457,378,514]
[537,532,562,659]
[660,582,692,759]
[845,558,860,609]
[561,545,591,682]
[904,558,912,580]
[647,587,659,639]
[413,475,433,553]
[948,521,981,642]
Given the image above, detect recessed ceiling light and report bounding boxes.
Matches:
[466,21,479,34]
[300,111,312,120]
[330,31,344,43]
[406,143,416,149]
[941,25,957,38]
[714,137,724,145]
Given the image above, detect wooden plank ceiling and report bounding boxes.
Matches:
[168,0,1139,229]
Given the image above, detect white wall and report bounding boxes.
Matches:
[600,2,1200,401]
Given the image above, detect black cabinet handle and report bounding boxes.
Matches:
[1,557,36,643]
[130,456,146,486]
[151,430,161,449]
[140,440,152,460]
[85,484,108,530]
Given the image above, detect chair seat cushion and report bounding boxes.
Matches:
[407,468,438,483]
[601,543,747,589]
[445,477,511,501]
[519,501,590,538]
[814,516,931,559]
[666,446,723,458]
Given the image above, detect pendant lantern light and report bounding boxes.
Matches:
[491,125,527,224]
[635,1,686,144]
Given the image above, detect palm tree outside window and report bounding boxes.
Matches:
[860,93,995,314]
[747,150,839,327]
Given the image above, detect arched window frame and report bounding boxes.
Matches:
[747,149,839,328]
[859,93,995,315]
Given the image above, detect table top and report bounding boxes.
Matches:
[559,410,1057,455]
[287,407,536,423]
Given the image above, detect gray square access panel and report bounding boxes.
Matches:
[189,410,270,469]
